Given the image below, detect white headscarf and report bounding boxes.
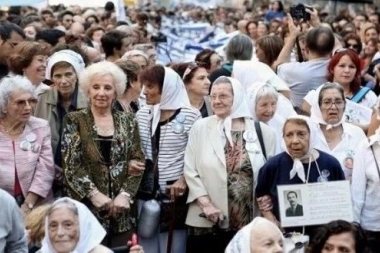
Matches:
[45,50,85,80]
[369,97,380,146]
[225,217,283,253]
[214,76,252,147]
[310,83,345,130]
[246,81,278,120]
[281,115,318,183]
[150,67,191,136]
[40,197,106,253]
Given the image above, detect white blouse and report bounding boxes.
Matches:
[351,137,380,231]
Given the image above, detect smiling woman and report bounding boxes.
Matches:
[7,41,51,96]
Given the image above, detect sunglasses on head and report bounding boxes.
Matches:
[333,48,357,56]
[182,61,207,79]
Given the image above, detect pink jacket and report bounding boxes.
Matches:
[0,116,54,200]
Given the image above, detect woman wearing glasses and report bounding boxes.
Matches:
[171,62,212,118]
[184,76,276,253]
[310,83,366,181]
[0,75,54,216]
[62,61,144,248]
[135,65,201,253]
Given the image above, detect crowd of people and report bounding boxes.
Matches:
[0,0,380,253]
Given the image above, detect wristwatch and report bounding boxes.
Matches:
[24,201,34,210]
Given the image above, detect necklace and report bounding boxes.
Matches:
[93,125,114,136]
[0,121,25,136]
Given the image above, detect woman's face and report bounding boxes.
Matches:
[283,121,310,159]
[248,23,257,38]
[24,54,48,85]
[88,74,117,109]
[255,95,277,123]
[250,226,283,253]
[4,89,37,123]
[364,40,377,56]
[129,55,148,70]
[321,232,356,253]
[332,55,357,87]
[365,28,378,43]
[24,26,37,40]
[92,30,104,43]
[346,39,360,54]
[320,88,345,124]
[52,65,77,99]
[187,68,210,97]
[143,81,161,105]
[257,23,268,38]
[272,1,280,11]
[210,82,234,119]
[48,207,80,253]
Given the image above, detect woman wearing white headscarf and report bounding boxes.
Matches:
[34,49,87,197]
[39,197,144,253]
[351,97,380,252]
[310,82,366,181]
[256,115,345,237]
[184,76,276,253]
[247,82,296,155]
[225,217,283,253]
[136,65,201,253]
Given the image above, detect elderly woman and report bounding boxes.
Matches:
[7,41,51,96]
[225,217,283,253]
[62,61,144,247]
[136,65,201,253]
[34,50,87,196]
[309,83,367,180]
[256,115,345,236]
[134,43,157,66]
[171,62,212,118]
[0,75,54,215]
[247,82,295,155]
[122,50,149,70]
[39,197,144,253]
[184,76,276,253]
[307,220,370,253]
[351,97,380,252]
[113,59,142,113]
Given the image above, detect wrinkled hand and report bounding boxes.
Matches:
[90,192,112,211]
[166,176,187,201]
[287,13,301,39]
[128,160,145,176]
[257,195,273,212]
[202,203,224,223]
[109,193,130,218]
[305,8,320,27]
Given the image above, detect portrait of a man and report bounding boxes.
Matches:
[285,191,303,217]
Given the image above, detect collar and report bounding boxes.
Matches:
[368,129,380,147]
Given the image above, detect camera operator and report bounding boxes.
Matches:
[273,8,335,111]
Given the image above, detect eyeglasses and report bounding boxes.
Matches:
[12,98,38,108]
[209,94,232,101]
[347,43,360,50]
[321,99,345,109]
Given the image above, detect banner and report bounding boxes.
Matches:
[1,0,46,6]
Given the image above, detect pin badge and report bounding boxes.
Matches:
[25,133,37,143]
[243,130,256,143]
[20,141,31,151]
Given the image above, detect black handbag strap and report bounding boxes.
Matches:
[370,142,380,180]
[254,121,267,160]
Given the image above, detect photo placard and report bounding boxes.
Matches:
[277,181,353,227]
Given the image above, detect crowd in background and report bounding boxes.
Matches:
[1,0,380,253]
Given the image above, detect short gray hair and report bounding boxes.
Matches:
[256,84,278,104]
[79,61,126,98]
[225,34,253,62]
[0,75,36,119]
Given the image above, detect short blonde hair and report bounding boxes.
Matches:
[79,61,126,98]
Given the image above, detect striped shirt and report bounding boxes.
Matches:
[136,106,201,189]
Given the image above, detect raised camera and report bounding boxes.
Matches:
[290,4,312,21]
